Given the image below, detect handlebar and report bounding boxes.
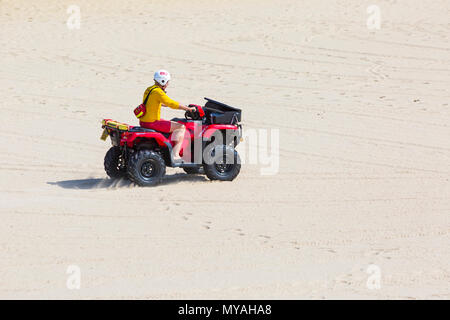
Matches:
[185,104,204,120]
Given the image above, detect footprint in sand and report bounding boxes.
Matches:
[290,240,301,250]
[203,221,212,229]
[181,212,193,220]
[364,248,398,260]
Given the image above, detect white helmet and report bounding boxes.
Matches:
[154,69,171,86]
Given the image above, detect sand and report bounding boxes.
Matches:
[0,0,449,299]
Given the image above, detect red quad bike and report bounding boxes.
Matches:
[100,98,243,186]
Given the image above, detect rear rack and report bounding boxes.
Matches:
[102,119,129,131]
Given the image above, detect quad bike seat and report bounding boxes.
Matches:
[128,126,171,139]
[128,126,156,133]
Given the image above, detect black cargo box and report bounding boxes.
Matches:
[203,97,242,125]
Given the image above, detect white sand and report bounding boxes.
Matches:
[0,0,449,299]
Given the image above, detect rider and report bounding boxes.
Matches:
[139,70,195,161]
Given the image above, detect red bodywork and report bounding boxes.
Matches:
[102,118,239,157]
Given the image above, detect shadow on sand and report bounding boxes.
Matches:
[48,173,207,190]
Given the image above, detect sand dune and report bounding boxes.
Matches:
[0,0,449,299]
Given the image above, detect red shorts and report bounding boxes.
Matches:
[140,119,172,133]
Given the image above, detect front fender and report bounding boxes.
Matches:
[202,124,238,139]
[202,124,241,147]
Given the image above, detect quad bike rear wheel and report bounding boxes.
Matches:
[203,145,241,181]
[104,146,127,179]
[127,150,166,186]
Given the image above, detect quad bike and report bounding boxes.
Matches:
[100,98,243,186]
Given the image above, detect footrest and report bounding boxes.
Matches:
[172,162,202,168]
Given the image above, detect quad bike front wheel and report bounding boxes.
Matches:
[203,145,241,181]
[104,146,127,179]
[127,150,166,186]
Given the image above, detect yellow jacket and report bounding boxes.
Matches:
[140,85,179,122]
